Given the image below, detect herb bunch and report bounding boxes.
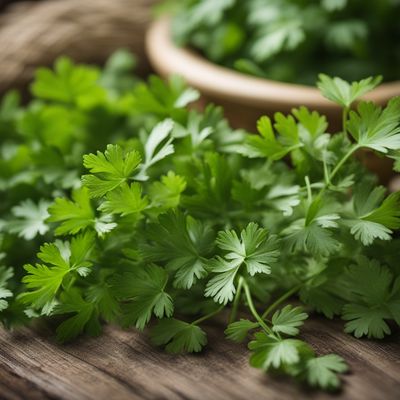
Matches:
[1,55,400,392]
[167,0,400,84]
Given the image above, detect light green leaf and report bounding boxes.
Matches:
[151,318,207,353]
[99,182,148,216]
[306,354,348,390]
[225,319,259,343]
[347,98,400,153]
[7,199,50,240]
[82,144,141,198]
[114,265,173,330]
[48,187,94,235]
[317,74,382,108]
[272,305,308,336]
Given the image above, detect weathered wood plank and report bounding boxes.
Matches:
[0,317,399,400]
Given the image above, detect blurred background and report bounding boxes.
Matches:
[0,0,157,94]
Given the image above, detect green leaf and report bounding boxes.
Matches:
[305,354,348,390]
[242,115,301,160]
[347,98,400,153]
[292,106,328,140]
[48,187,94,235]
[225,319,258,343]
[82,144,141,198]
[0,266,13,312]
[143,210,214,289]
[317,74,382,108]
[363,192,400,229]
[249,333,308,370]
[300,285,344,319]
[98,182,148,216]
[19,232,95,309]
[135,119,175,181]
[250,18,305,62]
[206,223,279,304]
[345,258,393,305]
[148,171,186,212]
[272,305,308,336]
[151,318,207,353]
[131,75,199,117]
[7,199,50,240]
[343,304,391,339]
[86,272,121,322]
[55,289,101,343]
[31,57,103,104]
[348,186,400,245]
[182,152,235,219]
[349,220,392,246]
[341,258,399,338]
[285,222,340,256]
[285,199,341,256]
[216,222,280,276]
[321,0,347,12]
[114,265,173,330]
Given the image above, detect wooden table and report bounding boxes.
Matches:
[1,316,399,400]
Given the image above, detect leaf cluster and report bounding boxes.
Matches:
[0,56,399,392]
[168,0,400,84]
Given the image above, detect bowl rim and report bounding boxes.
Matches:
[146,17,400,110]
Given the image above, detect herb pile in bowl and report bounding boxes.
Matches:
[167,0,400,84]
[1,52,400,392]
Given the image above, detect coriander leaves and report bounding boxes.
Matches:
[205,223,279,304]
[1,56,399,393]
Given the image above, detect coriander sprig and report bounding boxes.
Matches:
[0,55,399,392]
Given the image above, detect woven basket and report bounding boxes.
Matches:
[0,0,156,93]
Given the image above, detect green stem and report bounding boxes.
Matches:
[305,176,312,204]
[242,280,273,335]
[329,144,359,183]
[342,107,349,135]
[229,276,244,323]
[261,283,303,319]
[192,306,224,325]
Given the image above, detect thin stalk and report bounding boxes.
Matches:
[329,144,359,183]
[242,280,273,335]
[192,306,224,325]
[305,176,312,204]
[229,276,244,323]
[316,144,359,201]
[342,107,349,135]
[261,283,303,319]
[323,156,331,187]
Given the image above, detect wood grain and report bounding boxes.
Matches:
[0,316,399,400]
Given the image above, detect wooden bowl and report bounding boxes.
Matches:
[146,18,400,132]
[146,18,400,183]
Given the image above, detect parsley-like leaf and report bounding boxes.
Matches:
[305,354,348,390]
[249,333,307,370]
[225,319,258,343]
[143,210,214,289]
[82,144,141,198]
[272,305,308,336]
[48,187,94,235]
[7,199,50,240]
[0,266,13,312]
[135,119,175,181]
[54,289,101,343]
[318,74,382,108]
[347,97,400,153]
[151,318,207,353]
[114,265,173,330]
[20,232,95,310]
[206,223,279,304]
[31,57,102,104]
[98,182,148,216]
